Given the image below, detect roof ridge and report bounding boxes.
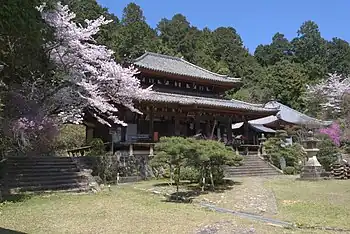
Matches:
[145,91,279,113]
[232,99,277,109]
[134,51,182,62]
[134,52,241,81]
[153,91,274,108]
[179,57,240,80]
[267,101,331,124]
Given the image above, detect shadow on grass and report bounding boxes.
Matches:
[0,228,27,234]
[153,181,193,187]
[162,179,242,203]
[1,193,33,203]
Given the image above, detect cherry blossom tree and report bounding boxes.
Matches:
[307,73,350,112]
[7,2,150,155]
[36,2,150,126]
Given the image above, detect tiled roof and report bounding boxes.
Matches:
[139,91,278,113]
[134,52,241,84]
[231,101,333,130]
[264,101,333,127]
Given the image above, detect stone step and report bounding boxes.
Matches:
[7,164,77,170]
[9,187,88,195]
[226,169,280,174]
[8,173,85,182]
[240,159,266,162]
[9,171,83,178]
[6,157,73,162]
[241,161,272,164]
[6,167,80,174]
[225,165,277,170]
[7,161,75,166]
[225,172,280,177]
[9,182,88,193]
[7,178,88,187]
[225,168,278,174]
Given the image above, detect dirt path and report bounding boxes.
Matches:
[198,177,279,216]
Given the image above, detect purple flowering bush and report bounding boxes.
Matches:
[11,116,58,156]
[317,122,341,170]
[319,122,341,146]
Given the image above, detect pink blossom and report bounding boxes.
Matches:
[36,3,151,126]
[319,122,341,146]
[307,73,350,112]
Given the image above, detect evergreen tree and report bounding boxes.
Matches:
[114,3,158,62]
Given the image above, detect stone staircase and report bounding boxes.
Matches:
[2,156,89,194]
[225,154,282,177]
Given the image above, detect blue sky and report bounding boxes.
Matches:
[97,0,350,52]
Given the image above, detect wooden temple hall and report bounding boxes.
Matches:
[84,52,278,147]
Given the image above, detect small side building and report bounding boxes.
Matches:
[232,101,333,145]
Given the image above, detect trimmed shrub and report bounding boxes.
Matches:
[264,131,305,172]
[283,166,296,175]
[317,138,339,171]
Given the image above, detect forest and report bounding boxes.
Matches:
[3,1,350,113]
[1,0,350,155]
[69,1,350,114]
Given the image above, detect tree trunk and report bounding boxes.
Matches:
[201,165,205,192]
[169,164,173,186]
[176,165,180,200]
[209,164,215,191]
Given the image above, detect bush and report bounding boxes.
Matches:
[152,137,242,191]
[179,167,200,182]
[283,166,296,175]
[53,124,85,151]
[85,138,118,182]
[264,131,305,172]
[317,138,339,171]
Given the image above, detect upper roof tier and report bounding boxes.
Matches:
[134,52,241,84]
[139,91,278,114]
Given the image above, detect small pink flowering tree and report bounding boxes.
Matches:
[9,2,150,154]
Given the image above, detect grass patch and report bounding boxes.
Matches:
[2,178,347,233]
[0,185,289,234]
[265,177,350,230]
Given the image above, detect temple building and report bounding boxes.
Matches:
[84,52,278,147]
[232,101,333,144]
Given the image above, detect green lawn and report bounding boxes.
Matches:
[1,177,349,233]
[134,176,350,233]
[265,177,350,230]
[0,186,286,234]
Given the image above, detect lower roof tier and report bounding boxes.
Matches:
[138,91,278,114]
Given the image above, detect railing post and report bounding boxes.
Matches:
[149,144,154,157]
[129,144,134,157]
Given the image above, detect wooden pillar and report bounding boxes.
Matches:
[84,122,95,144]
[217,121,221,139]
[243,116,249,143]
[205,120,211,138]
[86,127,94,144]
[227,117,233,143]
[149,107,154,141]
